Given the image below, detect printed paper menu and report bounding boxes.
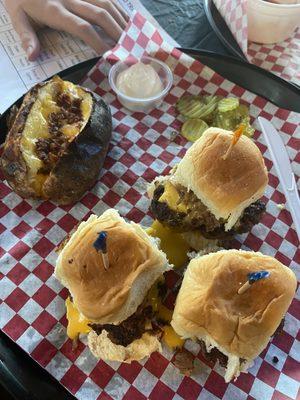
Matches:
[0,0,178,114]
[0,0,98,113]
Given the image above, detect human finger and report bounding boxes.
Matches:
[67,0,123,42]
[51,7,109,54]
[10,9,40,60]
[110,0,129,21]
[85,0,128,27]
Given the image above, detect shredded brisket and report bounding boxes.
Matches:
[199,340,229,367]
[34,92,83,169]
[89,305,155,347]
[173,349,195,376]
[35,136,68,171]
[150,182,266,239]
[56,93,82,124]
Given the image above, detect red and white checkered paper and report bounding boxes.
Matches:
[1,11,300,400]
[213,0,300,86]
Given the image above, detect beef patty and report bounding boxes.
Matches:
[198,318,285,367]
[89,305,156,347]
[150,182,266,239]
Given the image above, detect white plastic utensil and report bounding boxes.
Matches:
[258,117,300,241]
[269,1,299,4]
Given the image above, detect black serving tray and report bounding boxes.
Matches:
[1,49,299,147]
[0,48,299,400]
[184,49,300,112]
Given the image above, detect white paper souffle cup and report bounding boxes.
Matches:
[247,0,300,44]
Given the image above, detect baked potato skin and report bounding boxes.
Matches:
[1,82,112,205]
[43,93,112,205]
[1,85,39,199]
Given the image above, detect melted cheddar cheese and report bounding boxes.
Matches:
[147,282,173,321]
[147,284,184,350]
[20,76,93,195]
[146,220,189,269]
[162,326,184,349]
[158,181,187,213]
[65,297,91,340]
[147,281,161,314]
[66,285,184,349]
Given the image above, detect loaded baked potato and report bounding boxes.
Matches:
[1,76,112,205]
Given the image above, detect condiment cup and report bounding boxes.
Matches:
[109,56,173,113]
[247,0,300,44]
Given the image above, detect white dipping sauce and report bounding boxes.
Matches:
[116,62,163,99]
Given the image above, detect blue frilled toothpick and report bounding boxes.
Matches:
[238,270,270,295]
[93,231,109,270]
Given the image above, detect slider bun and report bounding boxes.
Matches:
[171,127,268,230]
[88,330,161,363]
[181,231,219,251]
[55,209,171,324]
[171,250,296,380]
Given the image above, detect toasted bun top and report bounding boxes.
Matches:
[55,210,171,324]
[171,249,296,361]
[171,127,268,230]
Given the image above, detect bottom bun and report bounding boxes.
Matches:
[174,325,253,382]
[181,231,219,251]
[88,330,162,363]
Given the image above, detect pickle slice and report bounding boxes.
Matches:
[196,95,220,121]
[177,94,254,138]
[176,96,202,118]
[176,95,219,120]
[181,118,208,142]
[214,113,233,131]
[218,97,239,113]
[203,94,222,105]
[213,104,254,137]
[236,104,249,117]
[240,118,254,137]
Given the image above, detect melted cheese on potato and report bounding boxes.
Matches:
[65,297,91,340]
[20,76,93,195]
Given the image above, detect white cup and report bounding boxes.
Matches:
[247,0,300,44]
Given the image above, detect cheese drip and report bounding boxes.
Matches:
[146,220,189,269]
[65,297,91,340]
[147,284,184,350]
[146,218,188,349]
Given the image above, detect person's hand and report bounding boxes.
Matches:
[5,0,128,61]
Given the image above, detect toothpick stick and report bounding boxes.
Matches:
[238,270,270,295]
[101,252,110,271]
[237,281,251,295]
[222,124,245,160]
[93,231,110,270]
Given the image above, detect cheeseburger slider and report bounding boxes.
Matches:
[149,127,268,246]
[171,249,297,382]
[55,209,172,362]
